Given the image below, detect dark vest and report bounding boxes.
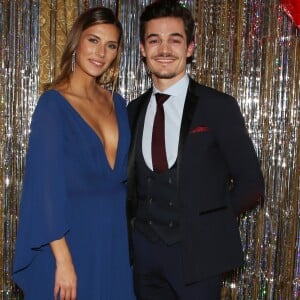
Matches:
[134,125,181,245]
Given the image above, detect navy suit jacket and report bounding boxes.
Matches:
[127,78,264,283]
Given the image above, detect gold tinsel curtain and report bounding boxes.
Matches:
[0,0,299,299]
[39,0,78,88]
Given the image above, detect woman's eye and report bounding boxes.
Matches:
[108,44,118,49]
[88,38,98,44]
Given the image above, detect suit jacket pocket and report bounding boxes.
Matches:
[188,130,215,149]
[199,205,227,216]
[196,205,238,232]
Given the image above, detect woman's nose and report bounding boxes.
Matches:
[96,45,105,58]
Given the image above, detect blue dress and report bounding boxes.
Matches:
[13,90,135,299]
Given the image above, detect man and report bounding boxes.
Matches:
[127,1,264,299]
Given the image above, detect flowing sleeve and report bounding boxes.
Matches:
[13,92,70,277]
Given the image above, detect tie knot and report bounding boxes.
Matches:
[155,93,170,105]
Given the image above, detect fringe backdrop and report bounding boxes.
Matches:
[0,0,299,299]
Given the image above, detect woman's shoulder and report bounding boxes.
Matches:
[33,89,66,117]
[38,89,62,103]
[112,91,128,107]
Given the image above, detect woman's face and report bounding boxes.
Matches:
[75,23,120,79]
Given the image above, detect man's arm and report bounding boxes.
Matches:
[214,94,265,215]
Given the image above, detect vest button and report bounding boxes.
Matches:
[168,178,172,184]
[148,220,152,225]
[168,221,173,228]
[149,198,152,204]
[169,201,173,206]
[147,177,152,183]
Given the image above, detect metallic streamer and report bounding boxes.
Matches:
[0,1,40,299]
[1,1,299,299]
[118,0,152,101]
[49,0,57,83]
[193,0,300,299]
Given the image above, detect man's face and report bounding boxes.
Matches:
[140,17,194,86]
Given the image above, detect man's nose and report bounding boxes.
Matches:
[159,41,171,53]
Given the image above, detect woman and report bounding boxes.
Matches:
[13,7,135,300]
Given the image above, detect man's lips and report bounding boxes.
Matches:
[153,56,177,63]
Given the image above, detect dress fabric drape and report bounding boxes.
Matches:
[13,90,135,300]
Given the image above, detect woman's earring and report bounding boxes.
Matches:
[71,51,76,73]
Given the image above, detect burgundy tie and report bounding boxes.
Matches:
[152,93,170,172]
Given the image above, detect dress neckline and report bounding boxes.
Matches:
[52,89,120,172]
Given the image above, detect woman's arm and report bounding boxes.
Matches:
[50,238,77,300]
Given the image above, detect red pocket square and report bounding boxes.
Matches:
[190,125,210,133]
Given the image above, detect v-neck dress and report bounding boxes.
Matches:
[13,90,135,299]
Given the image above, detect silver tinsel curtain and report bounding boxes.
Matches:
[0,1,299,299]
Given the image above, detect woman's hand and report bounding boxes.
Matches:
[50,237,77,300]
[54,260,77,300]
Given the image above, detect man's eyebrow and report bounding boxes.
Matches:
[169,33,185,39]
[145,33,185,39]
[146,33,159,39]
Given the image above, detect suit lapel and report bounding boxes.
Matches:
[127,88,152,218]
[177,79,199,177]
[128,80,199,213]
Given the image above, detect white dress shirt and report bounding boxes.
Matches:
[142,74,189,170]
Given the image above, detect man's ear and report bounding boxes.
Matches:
[187,41,195,58]
[140,42,146,57]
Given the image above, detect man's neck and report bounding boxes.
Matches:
[152,73,187,92]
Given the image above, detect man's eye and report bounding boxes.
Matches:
[149,39,159,44]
